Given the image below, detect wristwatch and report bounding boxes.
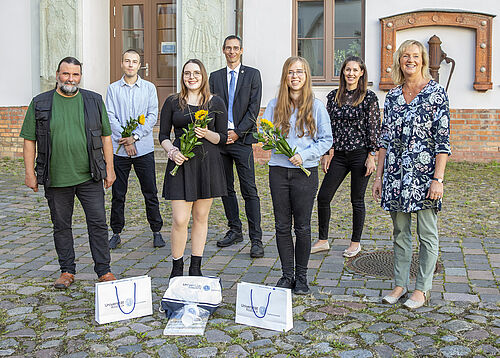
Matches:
[133,133,140,142]
[432,177,443,183]
[369,151,376,156]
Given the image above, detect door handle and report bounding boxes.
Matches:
[140,63,149,76]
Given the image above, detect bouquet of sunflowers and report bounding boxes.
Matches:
[170,109,212,176]
[116,114,145,154]
[253,118,310,176]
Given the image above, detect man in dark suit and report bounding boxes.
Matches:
[209,35,264,258]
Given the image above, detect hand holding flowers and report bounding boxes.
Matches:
[253,118,311,176]
[170,110,212,176]
[116,114,145,154]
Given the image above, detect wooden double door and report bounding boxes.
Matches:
[110,0,177,106]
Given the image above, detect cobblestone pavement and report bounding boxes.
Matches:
[0,160,499,357]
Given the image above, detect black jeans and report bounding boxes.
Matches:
[269,166,318,277]
[111,152,163,234]
[45,180,111,276]
[221,142,262,240]
[317,148,371,243]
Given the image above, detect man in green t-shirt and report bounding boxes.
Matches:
[20,57,117,289]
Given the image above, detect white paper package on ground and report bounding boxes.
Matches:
[160,276,222,318]
[235,282,293,332]
[163,304,211,336]
[95,275,153,324]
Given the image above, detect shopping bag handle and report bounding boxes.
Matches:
[115,282,136,314]
[250,289,271,319]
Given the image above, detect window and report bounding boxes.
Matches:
[293,0,364,83]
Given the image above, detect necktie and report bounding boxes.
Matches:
[228,70,236,124]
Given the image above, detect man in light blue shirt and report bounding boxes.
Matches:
[106,49,164,249]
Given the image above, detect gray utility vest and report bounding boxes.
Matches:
[33,88,107,187]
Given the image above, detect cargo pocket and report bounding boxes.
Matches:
[91,129,103,149]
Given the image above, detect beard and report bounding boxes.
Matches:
[57,78,79,95]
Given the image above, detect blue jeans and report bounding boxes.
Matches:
[269,166,318,277]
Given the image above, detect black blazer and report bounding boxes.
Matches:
[209,65,262,144]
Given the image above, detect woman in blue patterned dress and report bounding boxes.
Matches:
[372,40,451,309]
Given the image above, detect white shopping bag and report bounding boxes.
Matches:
[161,276,222,318]
[235,282,293,332]
[95,275,153,324]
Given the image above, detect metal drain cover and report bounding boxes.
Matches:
[346,250,442,279]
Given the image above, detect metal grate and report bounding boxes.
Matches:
[345,250,442,279]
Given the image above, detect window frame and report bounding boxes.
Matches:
[292,0,365,84]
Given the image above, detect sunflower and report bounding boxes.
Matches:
[195,110,208,121]
[138,114,146,125]
[260,118,274,128]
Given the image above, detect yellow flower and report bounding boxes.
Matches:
[260,118,274,128]
[195,110,208,121]
[138,114,146,125]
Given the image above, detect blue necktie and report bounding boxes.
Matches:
[228,70,236,124]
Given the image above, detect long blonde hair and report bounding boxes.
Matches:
[273,57,316,138]
[391,40,432,85]
[177,59,211,110]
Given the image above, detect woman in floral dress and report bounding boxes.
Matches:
[372,40,451,309]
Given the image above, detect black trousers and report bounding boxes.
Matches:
[317,148,371,243]
[221,142,262,240]
[269,166,318,277]
[45,180,111,276]
[110,152,163,234]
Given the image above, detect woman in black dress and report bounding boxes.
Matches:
[311,56,380,257]
[159,59,227,278]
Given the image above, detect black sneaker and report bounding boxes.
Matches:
[153,232,166,248]
[293,276,310,295]
[276,276,295,289]
[250,240,264,258]
[109,233,121,249]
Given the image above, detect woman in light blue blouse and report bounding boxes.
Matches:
[263,57,332,295]
[372,40,451,309]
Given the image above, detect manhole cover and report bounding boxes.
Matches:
[346,250,442,279]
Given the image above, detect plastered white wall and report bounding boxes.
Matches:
[242,0,499,109]
[0,0,33,106]
[365,0,499,108]
[81,0,110,97]
[243,0,293,107]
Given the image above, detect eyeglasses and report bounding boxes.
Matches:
[287,69,305,77]
[183,71,202,78]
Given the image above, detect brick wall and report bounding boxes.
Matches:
[0,106,27,158]
[1,106,498,162]
[449,109,500,162]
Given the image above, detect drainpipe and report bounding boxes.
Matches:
[235,0,243,38]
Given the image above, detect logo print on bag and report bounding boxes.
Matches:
[259,306,267,316]
[125,298,134,307]
[203,285,210,291]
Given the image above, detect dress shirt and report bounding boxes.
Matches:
[226,64,241,129]
[264,98,333,169]
[106,75,158,157]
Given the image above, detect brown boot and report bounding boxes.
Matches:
[54,272,75,289]
[98,272,116,282]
